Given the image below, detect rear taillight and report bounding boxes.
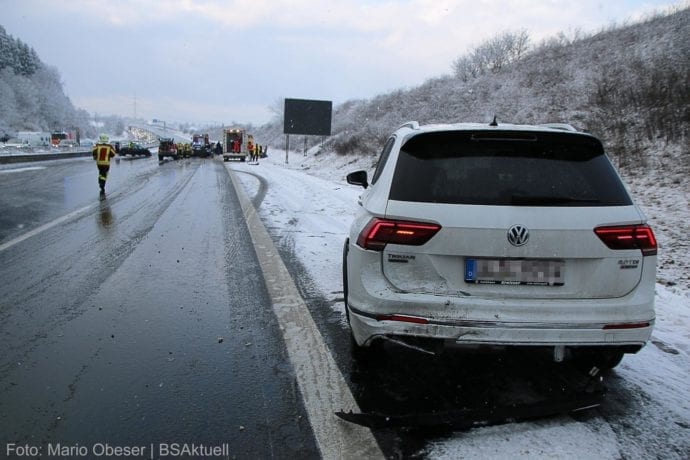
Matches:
[594,224,657,256]
[356,218,441,251]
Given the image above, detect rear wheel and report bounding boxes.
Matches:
[574,348,625,371]
[158,155,163,162]
[350,332,384,363]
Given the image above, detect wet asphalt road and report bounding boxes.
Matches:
[0,157,318,458]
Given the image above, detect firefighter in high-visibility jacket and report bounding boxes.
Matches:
[92,134,117,194]
[247,135,255,162]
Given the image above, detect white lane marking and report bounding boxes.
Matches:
[228,166,384,460]
[0,204,94,252]
[0,166,46,174]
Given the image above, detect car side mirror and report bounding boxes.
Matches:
[346,170,369,189]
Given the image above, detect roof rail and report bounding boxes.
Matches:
[539,123,577,132]
[398,121,419,130]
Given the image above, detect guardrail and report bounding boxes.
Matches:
[0,149,92,164]
[0,134,163,165]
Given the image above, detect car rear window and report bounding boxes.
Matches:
[390,130,632,206]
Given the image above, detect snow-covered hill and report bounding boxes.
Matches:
[255,7,689,193]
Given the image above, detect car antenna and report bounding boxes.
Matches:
[489,116,498,127]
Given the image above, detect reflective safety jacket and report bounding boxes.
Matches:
[92,143,116,166]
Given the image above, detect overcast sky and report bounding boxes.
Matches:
[3,0,686,127]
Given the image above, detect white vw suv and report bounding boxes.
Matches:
[343,121,657,370]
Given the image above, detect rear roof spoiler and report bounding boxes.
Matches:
[398,121,419,130]
[539,123,578,132]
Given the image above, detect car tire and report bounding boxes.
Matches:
[158,155,163,162]
[350,332,384,364]
[574,348,625,371]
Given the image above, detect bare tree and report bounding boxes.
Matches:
[452,30,530,80]
[268,97,284,117]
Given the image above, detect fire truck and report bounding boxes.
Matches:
[222,128,248,162]
[50,129,79,147]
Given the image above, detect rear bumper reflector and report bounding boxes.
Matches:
[602,322,651,330]
[376,314,429,324]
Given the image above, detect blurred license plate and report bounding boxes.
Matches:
[465,258,564,286]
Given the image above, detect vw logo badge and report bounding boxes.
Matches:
[507,225,529,246]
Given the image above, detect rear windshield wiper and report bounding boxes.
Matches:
[510,195,601,205]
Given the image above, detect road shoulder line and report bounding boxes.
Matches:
[226,163,383,460]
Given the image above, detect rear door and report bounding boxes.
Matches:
[381,130,648,300]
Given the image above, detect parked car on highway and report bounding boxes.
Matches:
[343,120,657,370]
[191,133,212,158]
[119,142,152,157]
